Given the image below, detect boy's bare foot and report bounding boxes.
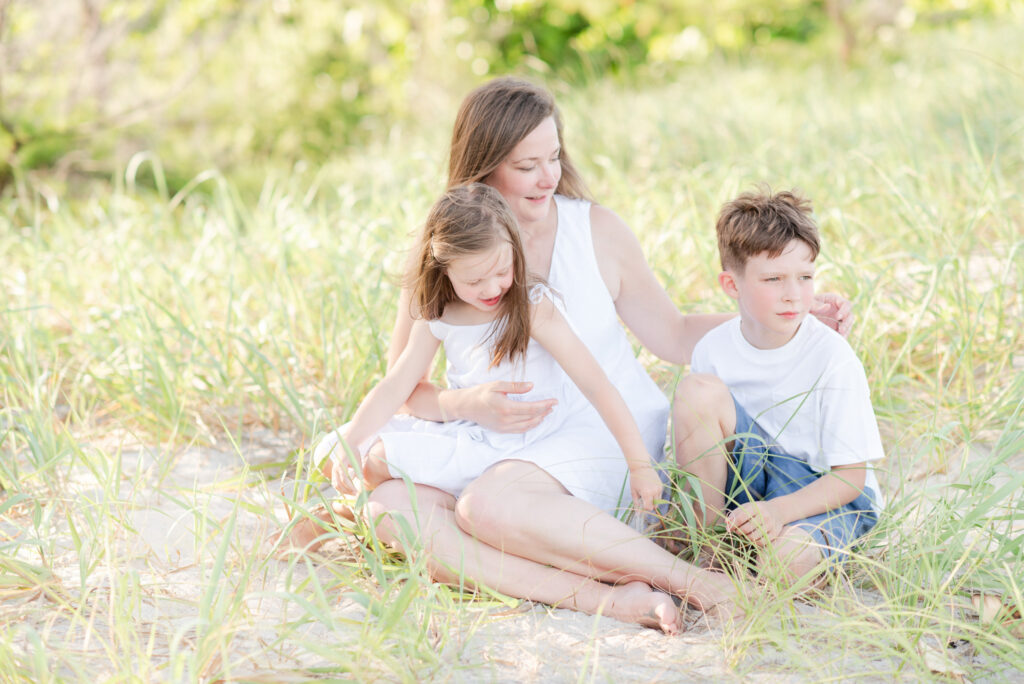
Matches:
[685,568,745,625]
[604,582,683,635]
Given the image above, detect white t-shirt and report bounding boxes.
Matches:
[691,315,884,511]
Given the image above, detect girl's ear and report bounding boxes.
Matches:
[718,270,741,300]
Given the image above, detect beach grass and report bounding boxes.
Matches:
[2,17,1022,682]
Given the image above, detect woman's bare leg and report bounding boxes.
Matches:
[367,480,683,634]
[454,462,740,616]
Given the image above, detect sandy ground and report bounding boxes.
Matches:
[2,427,1020,682]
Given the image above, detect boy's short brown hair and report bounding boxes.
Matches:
[716,188,820,272]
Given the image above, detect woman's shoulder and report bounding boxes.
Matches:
[588,203,639,245]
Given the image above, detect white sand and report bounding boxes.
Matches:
[3,427,1018,681]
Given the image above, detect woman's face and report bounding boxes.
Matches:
[485,116,561,228]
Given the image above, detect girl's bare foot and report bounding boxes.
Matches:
[275,501,355,555]
[604,582,682,635]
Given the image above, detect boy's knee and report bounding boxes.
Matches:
[767,526,823,584]
[673,374,731,425]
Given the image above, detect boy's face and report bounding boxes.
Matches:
[719,239,816,350]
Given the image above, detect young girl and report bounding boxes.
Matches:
[317,183,664,520]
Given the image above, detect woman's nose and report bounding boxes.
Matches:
[539,161,558,187]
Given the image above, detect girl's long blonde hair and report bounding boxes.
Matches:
[407,183,532,368]
[448,77,593,201]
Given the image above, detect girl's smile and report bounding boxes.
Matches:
[446,241,516,314]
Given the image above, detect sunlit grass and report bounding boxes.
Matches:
[2,18,1023,681]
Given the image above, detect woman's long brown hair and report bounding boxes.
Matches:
[447,77,593,201]
[407,183,532,368]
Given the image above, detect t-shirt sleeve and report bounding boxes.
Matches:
[818,355,885,467]
[691,336,711,374]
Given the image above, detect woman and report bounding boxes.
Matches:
[315,77,850,632]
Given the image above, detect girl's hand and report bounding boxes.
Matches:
[629,463,663,512]
[725,501,783,547]
[329,437,361,495]
[444,381,556,433]
[811,292,854,337]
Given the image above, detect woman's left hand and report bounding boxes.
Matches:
[811,292,854,337]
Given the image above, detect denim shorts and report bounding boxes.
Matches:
[725,398,879,564]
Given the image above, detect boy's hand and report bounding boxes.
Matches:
[630,464,663,512]
[725,501,783,547]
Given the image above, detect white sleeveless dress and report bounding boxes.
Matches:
[315,195,670,514]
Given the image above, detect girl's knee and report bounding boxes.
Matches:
[362,440,391,489]
[314,430,347,480]
[313,430,343,464]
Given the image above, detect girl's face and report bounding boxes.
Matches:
[446,241,515,313]
[485,116,561,228]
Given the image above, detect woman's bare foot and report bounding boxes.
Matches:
[604,582,682,635]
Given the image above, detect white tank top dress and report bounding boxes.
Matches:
[315,195,670,514]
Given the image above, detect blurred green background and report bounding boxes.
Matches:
[2,0,1019,196]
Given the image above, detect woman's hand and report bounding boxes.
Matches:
[629,463,663,512]
[441,381,556,433]
[811,292,854,337]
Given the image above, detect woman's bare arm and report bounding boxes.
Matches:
[589,205,852,365]
[590,205,731,365]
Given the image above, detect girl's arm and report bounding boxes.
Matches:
[345,319,442,449]
[388,285,556,430]
[589,205,852,365]
[529,297,663,511]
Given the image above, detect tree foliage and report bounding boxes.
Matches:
[0,0,1016,194]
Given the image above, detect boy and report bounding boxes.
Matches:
[673,188,883,585]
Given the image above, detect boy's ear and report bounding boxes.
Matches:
[718,270,740,300]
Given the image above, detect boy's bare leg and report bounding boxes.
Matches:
[368,480,684,634]
[672,373,736,528]
[758,526,826,591]
[455,461,742,619]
